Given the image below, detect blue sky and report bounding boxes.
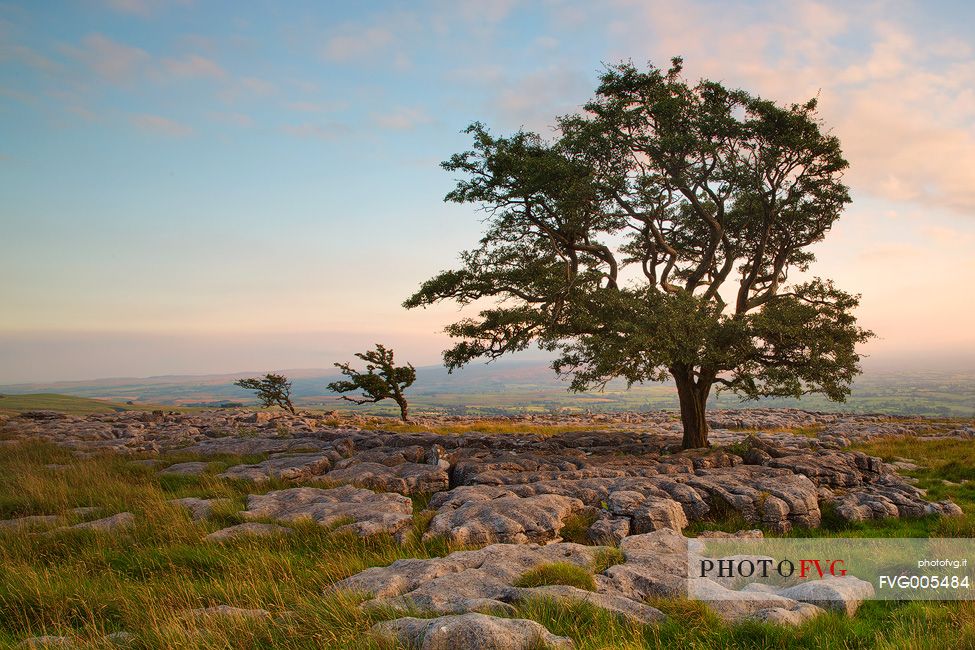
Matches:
[1,0,974,382]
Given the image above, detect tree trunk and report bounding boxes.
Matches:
[673,369,709,449]
[397,398,410,423]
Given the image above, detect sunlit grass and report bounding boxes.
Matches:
[1,434,973,648]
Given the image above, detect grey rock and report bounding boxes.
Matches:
[774,576,875,615]
[631,498,688,534]
[0,514,61,531]
[179,436,332,457]
[335,541,603,614]
[204,522,292,543]
[103,631,135,646]
[505,584,665,625]
[242,486,413,538]
[218,453,332,482]
[425,489,585,545]
[159,461,209,476]
[587,515,630,544]
[63,512,135,533]
[170,497,233,521]
[371,613,574,650]
[689,577,825,623]
[323,461,449,495]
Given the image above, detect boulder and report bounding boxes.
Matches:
[0,514,61,531]
[323,461,449,495]
[773,576,875,615]
[218,453,332,482]
[241,486,413,538]
[371,613,574,650]
[62,512,135,533]
[159,461,209,476]
[170,497,233,521]
[425,489,585,545]
[204,522,292,543]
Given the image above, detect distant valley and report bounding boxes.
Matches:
[2,360,972,418]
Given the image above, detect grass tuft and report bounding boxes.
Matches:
[591,547,626,574]
[514,562,597,592]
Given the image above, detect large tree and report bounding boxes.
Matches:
[405,59,873,449]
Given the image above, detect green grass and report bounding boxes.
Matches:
[0,393,134,415]
[1,434,974,648]
[0,441,451,648]
[0,393,201,416]
[590,547,626,573]
[514,562,597,592]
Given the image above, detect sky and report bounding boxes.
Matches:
[1,0,974,383]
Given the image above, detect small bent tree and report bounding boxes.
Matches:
[234,373,296,414]
[405,58,873,449]
[327,344,416,422]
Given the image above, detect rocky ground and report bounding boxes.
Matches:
[0,407,970,648]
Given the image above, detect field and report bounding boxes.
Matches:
[4,362,974,418]
[0,394,202,418]
[1,409,974,648]
[0,394,134,416]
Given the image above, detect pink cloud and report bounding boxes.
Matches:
[281,122,349,140]
[0,43,61,73]
[210,112,253,127]
[69,33,149,82]
[131,113,192,136]
[323,27,394,62]
[162,53,225,79]
[372,107,432,130]
[103,0,194,17]
[606,0,975,215]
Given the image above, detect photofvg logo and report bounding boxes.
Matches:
[698,557,847,580]
[688,537,975,601]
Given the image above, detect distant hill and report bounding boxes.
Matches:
[1,360,973,417]
[0,393,143,415]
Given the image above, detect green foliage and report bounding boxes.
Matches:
[233,374,296,415]
[328,344,416,422]
[559,509,599,544]
[591,547,626,573]
[514,562,597,592]
[405,58,873,448]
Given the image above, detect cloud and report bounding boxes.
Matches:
[323,26,394,62]
[606,0,975,215]
[239,76,275,95]
[131,113,193,136]
[103,0,193,17]
[447,0,520,26]
[280,122,350,140]
[284,100,347,113]
[210,112,253,127]
[494,67,592,132]
[162,53,224,79]
[68,33,149,83]
[372,107,433,130]
[856,242,924,262]
[0,43,61,73]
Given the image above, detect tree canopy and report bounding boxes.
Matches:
[405,58,873,448]
[234,373,296,415]
[327,344,416,422]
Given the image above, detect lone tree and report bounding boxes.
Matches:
[234,373,296,415]
[327,344,416,422]
[405,58,873,449]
